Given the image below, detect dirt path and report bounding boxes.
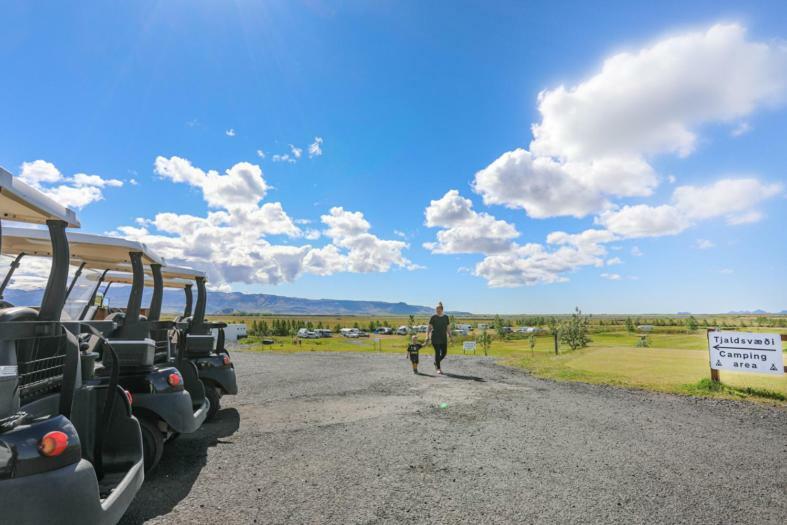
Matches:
[121,351,787,524]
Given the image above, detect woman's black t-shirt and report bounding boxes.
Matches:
[429,314,450,344]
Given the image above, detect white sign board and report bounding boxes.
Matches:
[463,341,477,353]
[707,331,784,375]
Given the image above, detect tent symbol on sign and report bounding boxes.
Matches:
[716,360,722,367]
[770,364,778,371]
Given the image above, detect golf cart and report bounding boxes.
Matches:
[95,265,238,421]
[59,236,210,469]
[162,265,238,419]
[0,169,144,524]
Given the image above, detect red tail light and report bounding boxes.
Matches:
[167,372,182,387]
[222,354,231,365]
[39,431,69,457]
[124,389,133,406]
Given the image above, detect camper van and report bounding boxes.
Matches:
[340,327,359,338]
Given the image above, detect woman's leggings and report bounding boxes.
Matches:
[433,343,448,368]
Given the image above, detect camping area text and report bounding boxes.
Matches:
[708,331,784,375]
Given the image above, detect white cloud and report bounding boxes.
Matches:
[631,246,643,256]
[667,175,677,184]
[475,238,608,287]
[600,273,622,281]
[531,24,787,161]
[725,210,763,225]
[272,154,295,163]
[596,204,690,238]
[304,229,321,240]
[595,177,781,238]
[20,160,62,185]
[731,121,752,137]
[256,149,266,159]
[423,190,519,254]
[18,160,123,209]
[308,137,323,158]
[673,177,782,223]
[154,156,269,210]
[695,239,715,250]
[318,207,417,273]
[71,173,123,188]
[225,128,236,137]
[129,178,138,186]
[393,229,407,238]
[115,157,415,289]
[472,23,787,220]
[719,268,734,275]
[473,149,618,218]
[606,257,623,265]
[289,145,302,159]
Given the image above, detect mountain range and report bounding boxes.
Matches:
[4,288,471,316]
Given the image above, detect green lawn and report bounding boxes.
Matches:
[236,330,787,405]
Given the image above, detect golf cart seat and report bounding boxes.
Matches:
[105,311,125,324]
[0,306,38,323]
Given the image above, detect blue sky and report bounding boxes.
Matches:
[1,1,786,314]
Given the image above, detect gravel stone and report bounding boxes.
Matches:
[120,351,787,524]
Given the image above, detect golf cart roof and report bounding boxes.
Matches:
[67,231,163,270]
[0,167,80,227]
[0,227,162,269]
[160,265,205,280]
[94,271,194,289]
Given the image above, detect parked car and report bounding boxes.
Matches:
[297,328,318,338]
[375,327,393,335]
[396,325,410,335]
[340,328,360,338]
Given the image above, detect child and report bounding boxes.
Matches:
[406,335,423,374]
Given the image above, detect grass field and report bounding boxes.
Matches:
[212,314,787,405]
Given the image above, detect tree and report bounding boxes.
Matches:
[625,317,635,333]
[408,314,415,331]
[685,315,699,332]
[528,333,536,357]
[494,314,506,337]
[479,329,492,356]
[560,307,590,351]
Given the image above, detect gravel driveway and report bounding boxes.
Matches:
[120,351,787,524]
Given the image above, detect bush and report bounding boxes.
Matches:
[560,307,590,351]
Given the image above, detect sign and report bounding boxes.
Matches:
[707,331,784,375]
[463,341,477,353]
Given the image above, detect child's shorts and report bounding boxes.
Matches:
[408,352,419,364]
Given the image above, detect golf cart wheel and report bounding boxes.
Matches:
[139,417,165,472]
[205,383,221,420]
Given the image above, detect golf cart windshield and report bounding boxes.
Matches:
[62,267,103,320]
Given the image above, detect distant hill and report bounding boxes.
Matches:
[4,288,471,316]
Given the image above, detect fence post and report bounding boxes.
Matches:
[707,328,720,383]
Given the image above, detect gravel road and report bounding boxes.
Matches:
[120,351,787,524]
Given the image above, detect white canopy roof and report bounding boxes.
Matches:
[92,271,194,289]
[0,227,163,269]
[160,265,205,280]
[0,167,80,227]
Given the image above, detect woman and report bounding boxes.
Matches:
[426,302,451,374]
